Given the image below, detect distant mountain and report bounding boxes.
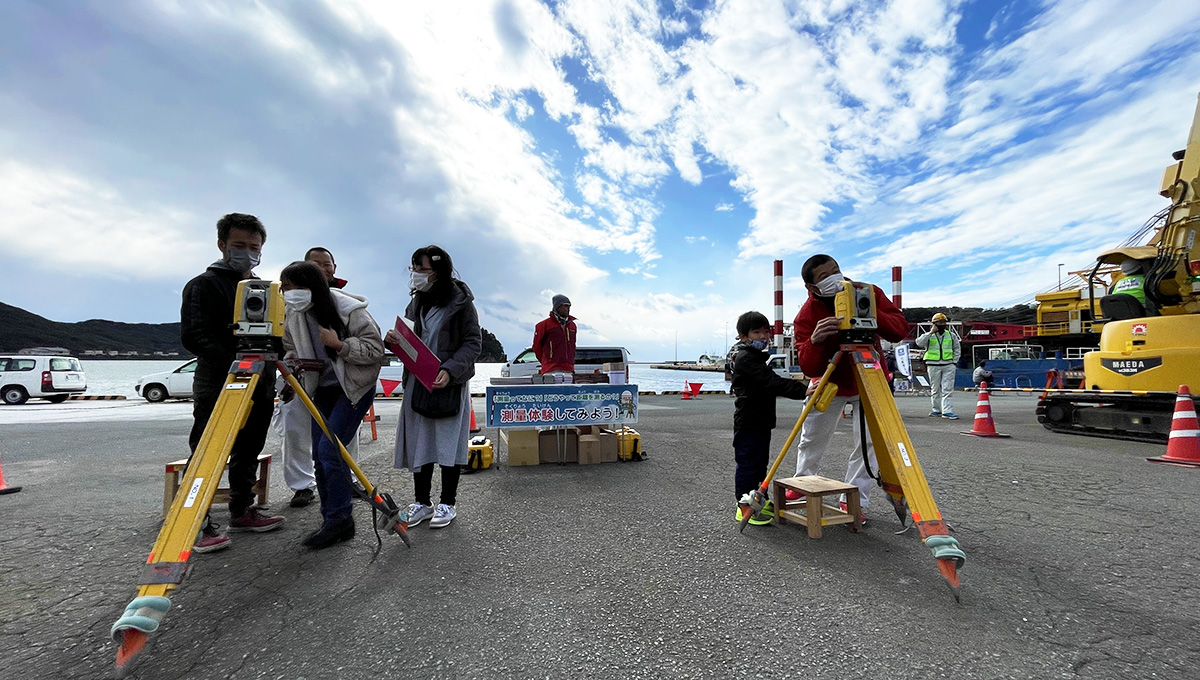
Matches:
[0,301,507,361]
[0,301,186,357]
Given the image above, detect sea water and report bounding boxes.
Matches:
[73,360,731,398]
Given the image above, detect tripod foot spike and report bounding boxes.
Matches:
[114,629,149,675]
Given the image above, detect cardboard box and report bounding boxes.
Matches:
[538,428,579,464]
[602,362,626,372]
[597,431,619,462]
[501,429,540,466]
[577,425,595,435]
[578,434,602,464]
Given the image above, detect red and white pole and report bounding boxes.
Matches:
[773,259,784,350]
[892,266,903,308]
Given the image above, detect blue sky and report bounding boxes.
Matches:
[2,0,1200,362]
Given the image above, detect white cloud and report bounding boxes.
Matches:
[715,202,734,212]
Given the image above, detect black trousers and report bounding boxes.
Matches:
[733,429,772,501]
[414,463,461,507]
[188,368,275,518]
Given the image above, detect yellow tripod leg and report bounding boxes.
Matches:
[276,363,410,545]
[112,368,262,670]
[848,348,966,601]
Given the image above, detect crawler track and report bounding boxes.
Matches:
[1036,391,1193,444]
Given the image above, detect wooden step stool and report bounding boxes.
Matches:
[163,452,272,518]
[773,475,861,538]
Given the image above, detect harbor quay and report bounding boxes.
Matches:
[0,394,1196,679]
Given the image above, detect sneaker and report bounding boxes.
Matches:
[405,503,434,527]
[839,502,867,526]
[194,522,231,553]
[229,508,286,533]
[928,411,942,417]
[784,488,805,503]
[942,412,960,420]
[289,488,315,508]
[734,504,773,526]
[430,503,457,528]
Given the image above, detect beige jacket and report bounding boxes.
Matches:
[283,289,384,406]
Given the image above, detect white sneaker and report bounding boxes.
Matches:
[405,503,434,527]
[430,503,456,529]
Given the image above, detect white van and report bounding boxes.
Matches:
[0,355,88,405]
[501,346,630,381]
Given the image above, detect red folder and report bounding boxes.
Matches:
[388,316,440,392]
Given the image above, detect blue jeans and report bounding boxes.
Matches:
[310,386,375,523]
[733,429,772,501]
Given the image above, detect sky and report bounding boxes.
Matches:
[2,0,1200,362]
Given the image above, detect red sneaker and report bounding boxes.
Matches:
[229,508,286,533]
[194,523,231,553]
[839,502,867,526]
[784,488,805,503]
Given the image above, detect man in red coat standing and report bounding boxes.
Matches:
[789,254,910,523]
[533,294,577,375]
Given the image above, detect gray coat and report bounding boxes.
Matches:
[402,280,482,386]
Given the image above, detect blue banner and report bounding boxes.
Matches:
[485,384,639,428]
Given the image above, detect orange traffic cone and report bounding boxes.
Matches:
[469,409,480,433]
[1148,385,1200,468]
[960,382,1011,438]
[0,451,22,495]
[681,382,692,400]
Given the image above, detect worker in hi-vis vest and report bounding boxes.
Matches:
[914,312,961,420]
[1110,259,1147,306]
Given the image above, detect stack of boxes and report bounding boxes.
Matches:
[500,426,620,466]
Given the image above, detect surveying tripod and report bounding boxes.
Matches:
[110,280,410,673]
[739,280,966,601]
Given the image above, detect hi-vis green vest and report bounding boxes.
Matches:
[1111,274,1146,304]
[923,332,955,363]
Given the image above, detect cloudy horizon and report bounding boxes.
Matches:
[3,0,1199,361]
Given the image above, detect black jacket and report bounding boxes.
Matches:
[731,344,807,431]
[181,264,274,395]
[403,279,482,387]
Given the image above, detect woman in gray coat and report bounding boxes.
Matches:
[386,245,481,529]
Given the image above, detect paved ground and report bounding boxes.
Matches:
[1,392,1197,679]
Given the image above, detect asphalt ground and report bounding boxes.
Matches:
[1,392,1197,679]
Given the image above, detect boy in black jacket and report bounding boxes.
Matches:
[731,311,807,525]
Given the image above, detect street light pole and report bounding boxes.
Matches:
[1058,263,1064,291]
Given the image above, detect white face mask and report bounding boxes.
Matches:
[410,270,434,293]
[815,272,845,297]
[283,289,312,312]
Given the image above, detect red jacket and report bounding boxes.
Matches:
[533,314,577,373]
[794,284,909,396]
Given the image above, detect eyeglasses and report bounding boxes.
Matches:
[408,266,434,273]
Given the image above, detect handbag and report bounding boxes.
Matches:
[408,379,462,419]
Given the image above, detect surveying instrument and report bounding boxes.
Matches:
[738,280,967,601]
[110,280,411,673]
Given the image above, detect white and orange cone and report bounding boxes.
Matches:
[1148,385,1200,468]
[960,382,1011,438]
[0,450,21,495]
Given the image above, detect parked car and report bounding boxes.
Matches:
[500,346,630,381]
[0,354,88,405]
[136,359,197,402]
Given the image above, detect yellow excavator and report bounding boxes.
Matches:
[1038,94,1200,443]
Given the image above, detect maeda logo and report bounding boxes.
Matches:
[1132,323,1148,336]
[1101,357,1162,375]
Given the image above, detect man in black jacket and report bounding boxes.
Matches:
[730,311,807,525]
[181,213,285,552]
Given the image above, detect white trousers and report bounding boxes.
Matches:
[928,364,956,414]
[794,395,878,509]
[274,395,361,492]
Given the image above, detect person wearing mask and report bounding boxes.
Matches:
[532,294,576,375]
[387,246,481,530]
[915,313,961,419]
[275,246,357,508]
[279,260,383,549]
[180,213,285,553]
[789,254,910,524]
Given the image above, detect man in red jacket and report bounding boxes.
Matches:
[790,254,910,522]
[533,294,577,374]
